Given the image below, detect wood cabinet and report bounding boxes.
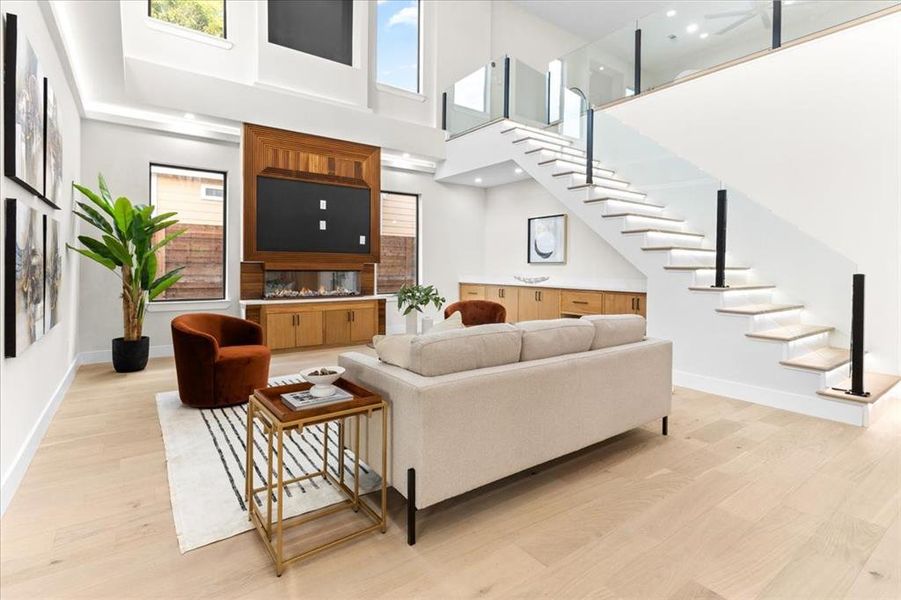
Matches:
[485,285,519,323]
[517,287,560,321]
[459,284,485,300]
[458,282,646,321]
[604,292,646,317]
[260,300,382,351]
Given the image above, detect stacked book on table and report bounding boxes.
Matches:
[280,388,352,410]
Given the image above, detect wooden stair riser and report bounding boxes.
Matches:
[506,130,574,145]
[691,269,753,287]
[539,158,616,178]
[557,172,631,189]
[781,332,836,361]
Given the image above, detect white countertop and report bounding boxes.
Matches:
[459,276,647,294]
[240,294,393,306]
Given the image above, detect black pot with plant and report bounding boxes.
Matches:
[68,174,185,372]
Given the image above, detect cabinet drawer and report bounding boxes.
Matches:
[560,290,604,315]
[459,284,485,300]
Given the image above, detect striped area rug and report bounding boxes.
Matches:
[156,375,381,553]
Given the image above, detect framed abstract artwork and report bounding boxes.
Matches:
[44,215,62,331]
[4,198,45,357]
[3,13,48,202]
[44,78,64,207]
[527,213,567,264]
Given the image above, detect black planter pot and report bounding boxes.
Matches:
[112,336,149,373]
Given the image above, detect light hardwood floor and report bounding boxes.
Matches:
[1,347,899,599]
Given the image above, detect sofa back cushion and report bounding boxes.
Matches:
[516,318,595,362]
[408,323,522,376]
[581,314,646,349]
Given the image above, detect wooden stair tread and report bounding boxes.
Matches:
[552,171,628,184]
[817,372,901,404]
[586,197,665,208]
[665,265,749,271]
[513,136,573,147]
[644,246,715,252]
[568,183,646,196]
[525,146,584,158]
[689,284,776,291]
[747,324,834,341]
[716,303,804,315]
[622,228,705,238]
[603,212,683,222]
[538,158,615,176]
[780,347,850,372]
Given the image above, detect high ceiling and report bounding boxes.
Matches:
[511,1,669,39]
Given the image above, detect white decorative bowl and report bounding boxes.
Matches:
[300,366,346,398]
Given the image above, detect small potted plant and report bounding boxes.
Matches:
[68,174,185,372]
[396,283,445,334]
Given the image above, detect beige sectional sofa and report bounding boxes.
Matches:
[338,314,672,544]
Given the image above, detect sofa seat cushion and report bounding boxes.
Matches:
[581,314,647,349]
[516,318,595,362]
[408,323,522,376]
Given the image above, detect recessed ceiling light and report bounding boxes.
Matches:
[514,167,523,174]
[474,177,483,184]
[686,23,699,34]
[598,65,605,71]
[784,0,795,4]
[699,32,709,39]
[184,112,195,120]
[666,9,677,17]
[402,152,410,159]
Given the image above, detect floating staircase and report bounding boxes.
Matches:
[457,121,901,426]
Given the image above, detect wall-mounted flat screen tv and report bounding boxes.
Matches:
[256,176,371,254]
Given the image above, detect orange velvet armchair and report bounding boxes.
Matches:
[444,300,507,326]
[171,313,271,408]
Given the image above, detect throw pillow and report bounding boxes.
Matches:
[425,310,463,334]
[374,334,415,369]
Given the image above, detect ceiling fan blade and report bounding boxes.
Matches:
[715,13,754,35]
[705,10,753,19]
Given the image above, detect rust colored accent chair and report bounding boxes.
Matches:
[444,300,507,327]
[171,313,271,408]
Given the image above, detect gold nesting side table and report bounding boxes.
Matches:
[246,379,388,576]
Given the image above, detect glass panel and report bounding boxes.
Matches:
[378,192,418,294]
[556,22,635,111]
[376,0,420,93]
[444,57,506,137]
[508,59,549,129]
[149,0,225,37]
[639,1,772,91]
[782,1,898,44]
[150,165,225,301]
[265,271,360,299]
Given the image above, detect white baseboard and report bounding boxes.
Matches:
[0,356,80,516]
[674,370,868,426]
[78,343,174,365]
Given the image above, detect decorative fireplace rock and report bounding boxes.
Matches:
[264,270,361,299]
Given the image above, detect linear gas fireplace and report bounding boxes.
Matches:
[264,270,361,299]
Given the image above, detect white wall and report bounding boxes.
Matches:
[490,1,586,73]
[482,180,644,288]
[77,121,241,356]
[0,1,83,513]
[381,167,486,332]
[608,13,901,373]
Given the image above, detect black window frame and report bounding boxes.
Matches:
[375,0,422,95]
[147,0,228,39]
[148,162,228,303]
[377,190,420,295]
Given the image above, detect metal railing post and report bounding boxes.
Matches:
[585,109,594,185]
[503,56,511,119]
[713,189,728,288]
[441,92,447,131]
[634,28,642,95]
[772,1,783,49]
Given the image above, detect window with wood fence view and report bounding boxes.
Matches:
[149,0,225,38]
[150,165,226,301]
[378,192,418,294]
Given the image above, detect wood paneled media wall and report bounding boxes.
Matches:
[242,123,381,269]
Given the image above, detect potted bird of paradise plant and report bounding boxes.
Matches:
[68,174,185,372]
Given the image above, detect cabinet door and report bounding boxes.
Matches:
[604,293,635,315]
[266,313,298,350]
[485,286,518,322]
[517,288,540,322]
[537,288,561,320]
[296,311,324,347]
[349,307,377,343]
[632,294,647,317]
[459,284,485,300]
[323,309,352,346]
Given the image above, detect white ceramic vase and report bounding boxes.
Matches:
[405,311,419,334]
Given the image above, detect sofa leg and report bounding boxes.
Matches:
[662,416,669,436]
[407,468,416,546]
